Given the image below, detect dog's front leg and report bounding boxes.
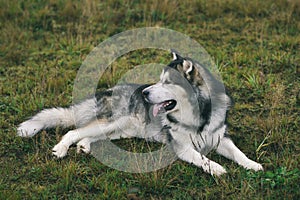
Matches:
[76,137,101,154]
[174,144,227,176]
[52,116,134,158]
[52,120,104,158]
[216,137,263,171]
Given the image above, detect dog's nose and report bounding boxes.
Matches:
[142,89,149,96]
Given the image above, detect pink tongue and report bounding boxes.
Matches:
[152,104,162,117]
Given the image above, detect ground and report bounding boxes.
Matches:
[0,0,299,199]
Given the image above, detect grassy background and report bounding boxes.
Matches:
[0,0,299,199]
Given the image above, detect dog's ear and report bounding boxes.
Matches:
[182,59,194,75]
[170,49,183,61]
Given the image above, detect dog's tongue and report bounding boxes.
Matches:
[152,104,160,117]
[152,103,164,117]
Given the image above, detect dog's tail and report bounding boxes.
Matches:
[17,99,97,137]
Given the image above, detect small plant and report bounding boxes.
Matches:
[247,167,300,189]
[243,70,266,92]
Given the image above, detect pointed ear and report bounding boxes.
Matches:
[170,49,183,61]
[183,59,194,75]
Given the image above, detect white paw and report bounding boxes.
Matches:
[17,120,44,137]
[76,138,92,154]
[52,143,69,158]
[208,161,227,176]
[244,160,264,171]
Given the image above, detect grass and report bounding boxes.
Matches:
[0,0,299,199]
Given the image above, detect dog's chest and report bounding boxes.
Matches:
[169,125,224,155]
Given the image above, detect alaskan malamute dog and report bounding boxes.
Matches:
[18,50,263,176]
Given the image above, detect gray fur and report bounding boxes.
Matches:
[17,50,263,176]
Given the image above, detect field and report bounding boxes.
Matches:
[0,0,299,199]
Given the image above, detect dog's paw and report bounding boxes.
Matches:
[76,138,92,154]
[208,161,227,176]
[244,160,264,171]
[52,143,69,158]
[17,120,43,137]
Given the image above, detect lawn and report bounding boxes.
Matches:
[0,0,299,199]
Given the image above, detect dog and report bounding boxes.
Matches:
[17,50,263,176]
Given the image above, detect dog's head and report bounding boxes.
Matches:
[142,50,206,126]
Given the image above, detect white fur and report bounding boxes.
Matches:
[52,116,138,158]
[176,146,227,176]
[216,137,263,171]
[172,52,178,60]
[77,137,98,154]
[142,67,263,175]
[17,99,97,137]
[183,60,193,74]
[17,107,74,137]
[18,57,263,176]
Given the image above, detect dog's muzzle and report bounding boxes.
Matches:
[142,88,177,117]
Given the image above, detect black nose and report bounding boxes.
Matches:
[142,89,149,96]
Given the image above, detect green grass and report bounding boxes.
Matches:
[1,0,299,199]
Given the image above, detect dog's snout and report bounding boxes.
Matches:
[142,89,149,96]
